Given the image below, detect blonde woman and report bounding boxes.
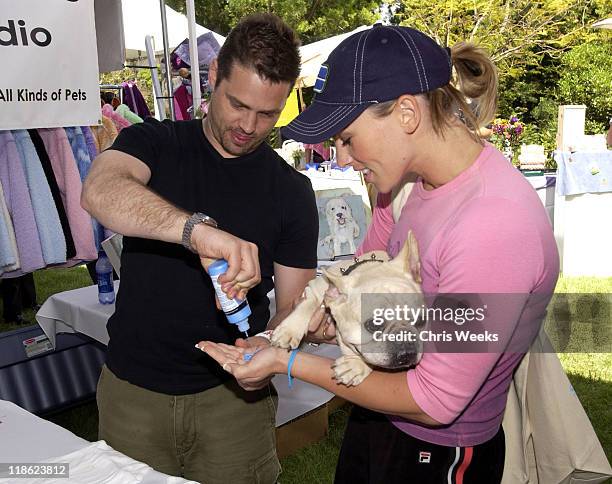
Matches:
[200,24,559,483]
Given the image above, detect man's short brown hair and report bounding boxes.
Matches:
[216,13,301,87]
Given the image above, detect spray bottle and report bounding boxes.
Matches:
[207,259,251,337]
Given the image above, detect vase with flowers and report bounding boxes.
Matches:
[490,116,525,166]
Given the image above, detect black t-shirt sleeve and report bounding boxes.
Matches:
[108,118,172,172]
[275,171,318,269]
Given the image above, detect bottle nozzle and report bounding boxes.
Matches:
[244,331,249,338]
[236,319,250,334]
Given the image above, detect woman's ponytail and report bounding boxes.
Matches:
[427,42,498,141]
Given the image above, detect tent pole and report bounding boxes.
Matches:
[159,0,176,120]
[186,0,201,117]
[145,35,167,120]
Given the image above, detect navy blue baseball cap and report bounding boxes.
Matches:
[282,24,452,143]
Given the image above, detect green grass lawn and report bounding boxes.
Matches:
[1,268,610,481]
[0,266,93,333]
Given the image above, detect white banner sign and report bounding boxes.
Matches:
[0,0,101,130]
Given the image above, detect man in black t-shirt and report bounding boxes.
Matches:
[82,14,318,483]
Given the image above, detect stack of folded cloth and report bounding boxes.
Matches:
[0,441,198,484]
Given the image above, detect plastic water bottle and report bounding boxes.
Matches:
[96,250,115,304]
[207,259,251,336]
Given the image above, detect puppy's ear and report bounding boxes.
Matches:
[391,231,422,283]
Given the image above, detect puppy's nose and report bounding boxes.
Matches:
[392,348,420,368]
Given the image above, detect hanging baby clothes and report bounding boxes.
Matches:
[65,127,105,250]
[91,115,118,152]
[122,81,151,118]
[115,104,143,124]
[0,179,20,273]
[37,128,97,264]
[82,126,99,163]
[102,104,130,132]
[173,98,184,121]
[173,83,192,121]
[64,127,93,181]
[0,131,46,277]
[11,130,66,265]
[27,129,76,260]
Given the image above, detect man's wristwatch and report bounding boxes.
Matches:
[181,212,218,253]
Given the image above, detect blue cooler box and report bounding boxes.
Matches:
[0,324,106,415]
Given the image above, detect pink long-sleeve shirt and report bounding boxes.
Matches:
[357,143,559,447]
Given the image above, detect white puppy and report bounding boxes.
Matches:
[272,232,423,386]
[321,197,360,258]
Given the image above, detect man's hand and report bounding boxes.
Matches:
[233,336,273,389]
[235,336,270,351]
[191,224,260,300]
[197,342,287,391]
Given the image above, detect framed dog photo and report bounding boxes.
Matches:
[316,190,369,260]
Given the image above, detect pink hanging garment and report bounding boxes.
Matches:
[37,128,97,264]
[102,104,131,132]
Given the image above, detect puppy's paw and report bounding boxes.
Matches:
[271,323,306,350]
[332,355,372,386]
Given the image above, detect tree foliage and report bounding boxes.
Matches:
[557,40,612,131]
[391,0,611,148]
[391,0,608,81]
[158,0,612,148]
[165,0,381,44]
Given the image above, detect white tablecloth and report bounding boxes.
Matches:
[35,284,341,426]
[36,282,119,347]
[0,399,196,483]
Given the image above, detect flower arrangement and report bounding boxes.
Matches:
[490,116,525,165]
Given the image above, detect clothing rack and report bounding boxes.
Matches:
[99,84,124,105]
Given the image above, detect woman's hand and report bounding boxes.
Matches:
[288,292,338,345]
[196,341,290,391]
[235,336,270,351]
[233,336,273,388]
[305,306,337,344]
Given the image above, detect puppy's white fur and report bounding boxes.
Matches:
[272,232,423,386]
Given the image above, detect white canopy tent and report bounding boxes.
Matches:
[121,0,225,60]
[298,25,370,87]
[592,18,612,29]
[96,0,224,119]
[119,5,374,116]
[119,0,225,119]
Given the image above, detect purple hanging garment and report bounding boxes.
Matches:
[82,126,99,162]
[0,131,45,276]
[122,81,151,118]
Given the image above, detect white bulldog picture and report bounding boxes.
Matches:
[320,197,361,259]
[272,232,423,386]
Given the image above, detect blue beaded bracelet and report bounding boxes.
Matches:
[287,349,299,389]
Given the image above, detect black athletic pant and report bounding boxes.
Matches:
[335,406,505,484]
[1,273,37,321]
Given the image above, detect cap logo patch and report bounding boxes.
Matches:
[313,64,329,93]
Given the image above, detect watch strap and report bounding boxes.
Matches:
[181,212,218,253]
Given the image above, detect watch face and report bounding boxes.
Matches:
[201,216,218,228]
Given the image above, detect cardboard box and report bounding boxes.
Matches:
[276,397,345,458]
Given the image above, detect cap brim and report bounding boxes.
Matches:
[281,101,370,144]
